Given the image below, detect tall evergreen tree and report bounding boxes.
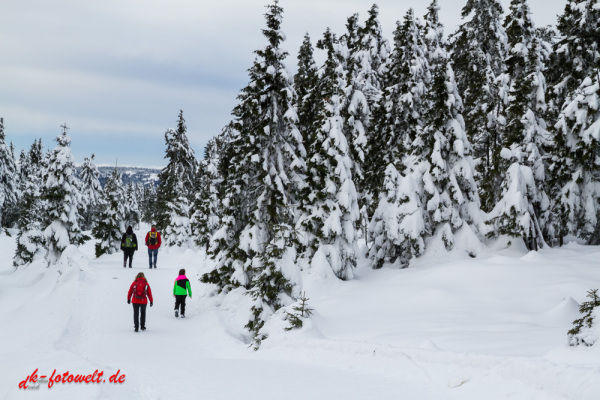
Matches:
[163,180,192,247]
[297,27,359,280]
[547,0,600,120]
[355,4,390,104]
[548,73,600,244]
[92,167,126,257]
[79,154,103,231]
[422,0,445,68]
[546,0,600,245]
[364,9,430,217]
[13,140,46,267]
[41,124,86,264]
[155,110,198,235]
[488,0,551,250]
[370,57,482,268]
[450,0,508,212]
[141,182,158,225]
[200,1,306,346]
[192,138,222,250]
[124,182,141,229]
[294,33,320,148]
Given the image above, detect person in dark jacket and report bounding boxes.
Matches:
[144,225,162,269]
[127,272,153,332]
[121,226,138,268]
[173,268,192,318]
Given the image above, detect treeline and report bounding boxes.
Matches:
[195,0,600,345]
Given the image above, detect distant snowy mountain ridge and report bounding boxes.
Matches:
[78,165,161,187]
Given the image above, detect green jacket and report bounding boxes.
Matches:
[173,275,192,297]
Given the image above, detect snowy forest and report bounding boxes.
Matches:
[1,0,599,347]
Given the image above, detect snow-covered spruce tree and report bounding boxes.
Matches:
[364,9,429,218]
[371,58,482,268]
[450,0,508,212]
[141,182,157,225]
[78,154,103,231]
[191,137,222,250]
[41,124,86,265]
[545,0,600,245]
[92,167,126,257]
[200,1,306,346]
[163,180,192,247]
[547,73,600,244]
[368,163,425,268]
[487,0,551,250]
[343,6,391,218]
[354,4,390,107]
[568,289,600,347]
[296,27,359,280]
[340,13,370,232]
[123,182,140,229]
[13,140,46,267]
[421,59,483,248]
[155,110,198,237]
[546,0,600,123]
[0,118,18,230]
[422,0,445,68]
[294,33,320,148]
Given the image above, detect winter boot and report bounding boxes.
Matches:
[134,327,139,332]
[175,309,179,318]
[181,314,185,318]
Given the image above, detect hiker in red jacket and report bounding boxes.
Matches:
[127,272,153,332]
[145,225,162,269]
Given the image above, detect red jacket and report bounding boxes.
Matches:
[145,228,161,250]
[127,277,153,305]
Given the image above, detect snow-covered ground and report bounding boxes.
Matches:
[1,225,599,399]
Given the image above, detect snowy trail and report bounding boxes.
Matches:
[1,231,600,399]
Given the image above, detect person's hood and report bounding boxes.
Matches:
[126,226,133,234]
[151,227,157,232]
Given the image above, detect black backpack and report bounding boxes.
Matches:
[148,232,157,246]
[124,234,135,248]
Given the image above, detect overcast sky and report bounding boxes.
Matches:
[1,0,566,168]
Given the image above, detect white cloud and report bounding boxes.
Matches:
[1,0,565,167]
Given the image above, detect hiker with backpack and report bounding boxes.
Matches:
[127,272,153,332]
[173,268,192,318]
[121,226,138,268]
[145,225,161,269]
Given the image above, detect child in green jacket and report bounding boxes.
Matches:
[173,268,192,318]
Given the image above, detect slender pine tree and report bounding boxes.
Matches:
[297,27,359,280]
[191,138,222,250]
[92,167,126,257]
[79,154,103,231]
[13,140,46,267]
[450,0,508,212]
[200,1,306,346]
[41,124,86,265]
[488,0,551,250]
[155,110,198,237]
[364,9,429,218]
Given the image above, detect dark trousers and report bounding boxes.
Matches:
[175,295,187,316]
[133,303,147,328]
[123,249,135,267]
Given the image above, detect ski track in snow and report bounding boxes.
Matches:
[1,228,599,400]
